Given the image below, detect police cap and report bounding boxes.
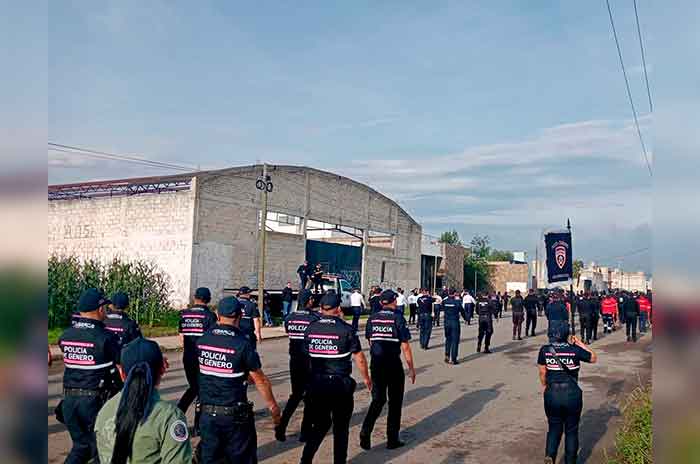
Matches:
[238,286,251,295]
[217,296,241,317]
[111,291,129,310]
[194,287,212,303]
[320,292,341,309]
[121,337,163,375]
[380,289,398,304]
[78,288,111,313]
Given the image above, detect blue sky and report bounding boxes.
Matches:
[47,1,657,273]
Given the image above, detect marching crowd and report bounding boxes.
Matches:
[55,273,652,464]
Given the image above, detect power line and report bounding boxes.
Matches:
[591,246,650,264]
[633,0,653,113]
[48,142,198,172]
[604,0,653,177]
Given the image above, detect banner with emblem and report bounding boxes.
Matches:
[544,231,573,283]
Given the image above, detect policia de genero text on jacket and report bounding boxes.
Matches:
[196,296,281,463]
[442,289,468,364]
[360,290,416,451]
[300,292,372,464]
[177,287,217,419]
[95,337,192,464]
[58,288,121,464]
[275,289,319,442]
[537,322,597,464]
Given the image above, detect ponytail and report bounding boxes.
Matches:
[110,362,156,464]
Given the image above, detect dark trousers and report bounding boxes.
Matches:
[465,304,474,325]
[580,316,593,343]
[395,305,405,318]
[477,319,493,350]
[177,355,199,413]
[526,311,537,336]
[544,383,583,464]
[301,376,356,464]
[512,313,524,339]
[433,305,441,326]
[361,361,405,443]
[62,394,104,464]
[408,304,417,325]
[300,276,308,289]
[626,315,638,341]
[313,280,322,293]
[418,314,433,349]
[278,358,312,436]
[350,306,362,333]
[592,314,599,340]
[444,321,461,362]
[199,411,257,464]
[602,314,614,333]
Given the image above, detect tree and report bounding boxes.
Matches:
[469,234,491,259]
[463,254,491,293]
[487,249,514,262]
[573,259,584,282]
[439,229,462,246]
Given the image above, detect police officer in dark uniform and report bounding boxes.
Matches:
[360,289,416,450]
[275,289,319,442]
[369,287,383,314]
[537,290,548,316]
[416,289,434,350]
[177,287,217,417]
[622,291,640,342]
[488,293,501,322]
[197,296,281,463]
[577,292,595,345]
[58,288,121,464]
[104,292,141,349]
[590,292,601,341]
[237,286,262,351]
[476,293,494,353]
[510,289,525,340]
[301,292,371,464]
[524,289,539,337]
[545,289,570,326]
[442,288,468,364]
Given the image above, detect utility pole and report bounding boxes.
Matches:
[474,268,477,295]
[567,218,575,335]
[257,163,269,299]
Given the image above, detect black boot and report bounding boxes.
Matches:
[360,433,371,450]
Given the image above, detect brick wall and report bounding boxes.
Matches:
[487,262,529,294]
[48,188,196,306]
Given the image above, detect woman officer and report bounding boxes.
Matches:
[537,321,597,464]
[95,338,192,464]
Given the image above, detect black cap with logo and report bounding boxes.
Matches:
[78,288,111,313]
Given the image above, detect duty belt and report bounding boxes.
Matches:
[63,388,103,397]
[201,402,253,418]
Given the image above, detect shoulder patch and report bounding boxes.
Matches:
[169,419,189,442]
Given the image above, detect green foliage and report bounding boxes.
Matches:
[48,256,174,329]
[469,234,491,259]
[438,230,462,246]
[488,249,514,262]
[573,259,585,281]
[607,384,652,464]
[463,254,491,293]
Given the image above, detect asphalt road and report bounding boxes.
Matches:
[49,314,652,463]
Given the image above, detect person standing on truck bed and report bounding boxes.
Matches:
[312,264,324,294]
[297,260,312,290]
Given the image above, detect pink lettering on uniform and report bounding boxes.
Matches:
[64,359,96,365]
[60,341,95,347]
[201,365,234,374]
[290,320,310,324]
[106,327,124,332]
[199,345,236,354]
[309,334,339,339]
[373,320,394,323]
[186,314,206,319]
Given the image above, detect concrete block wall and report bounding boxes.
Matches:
[48,188,196,306]
[487,262,529,294]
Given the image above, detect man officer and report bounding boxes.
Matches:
[510,289,525,340]
[177,287,217,419]
[300,292,371,464]
[417,289,434,349]
[623,292,640,342]
[237,286,263,351]
[360,289,416,450]
[442,288,468,364]
[476,293,494,353]
[578,292,595,345]
[524,288,539,337]
[462,290,476,325]
[196,296,281,463]
[275,289,319,442]
[58,288,121,464]
[104,291,142,349]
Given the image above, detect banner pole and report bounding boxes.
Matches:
[567,218,575,336]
